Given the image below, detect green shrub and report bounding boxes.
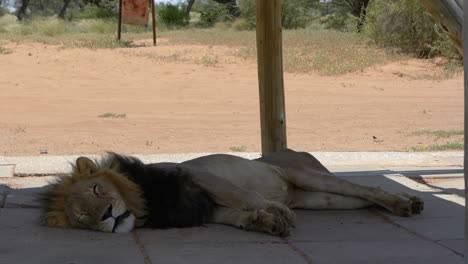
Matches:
[75,19,115,34]
[363,0,459,58]
[0,14,18,33]
[238,0,312,29]
[281,0,313,29]
[0,6,8,16]
[158,3,189,28]
[196,0,233,28]
[231,18,253,31]
[66,4,117,20]
[319,13,348,31]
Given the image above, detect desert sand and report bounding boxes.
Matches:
[0,40,463,156]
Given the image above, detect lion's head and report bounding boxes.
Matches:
[40,156,147,233]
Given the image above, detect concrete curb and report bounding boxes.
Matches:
[0,151,463,177]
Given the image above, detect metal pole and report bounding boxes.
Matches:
[151,0,156,46]
[118,0,123,41]
[255,0,287,155]
[463,1,468,263]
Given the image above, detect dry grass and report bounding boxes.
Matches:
[410,129,464,140]
[408,142,464,151]
[98,113,127,118]
[162,28,402,75]
[407,129,464,151]
[1,16,460,76]
[0,46,12,54]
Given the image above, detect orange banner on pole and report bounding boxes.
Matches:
[122,0,149,25]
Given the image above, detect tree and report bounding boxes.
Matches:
[186,0,239,17]
[330,0,370,31]
[185,0,195,16]
[58,0,71,19]
[212,0,238,16]
[417,0,463,56]
[16,0,29,20]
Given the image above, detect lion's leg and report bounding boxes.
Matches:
[290,190,373,210]
[210,207,292,237]
[256,149,423,216]
[287,169,423,216]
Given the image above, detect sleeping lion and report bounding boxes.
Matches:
[41,149,423,236]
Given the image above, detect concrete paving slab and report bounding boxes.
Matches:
[0,208,127,243]
[0,243,145,264]
[425,178,465,197]
[293,209,384,225]
[0,176,55,189]
[1,151,463,175]
[438,239,464,255]
[0,176,55,208]
[137,223,282,244]
[292,240,464,264]
[341,176,440,201]
[383,194,463,221]
[395,217,464,240]
[388,167,464,179]
[0,165,14,178]
[145,242,308,264]
[5,187,44,208]
[0,184,11,195]
[0,208,145,264]
[329,166,390,177]
[385,176,441,191]
[428,178,465,189]
[289,210,419,242]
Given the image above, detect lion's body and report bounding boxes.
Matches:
[41,149,423,236]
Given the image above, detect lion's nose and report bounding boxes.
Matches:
[101,204,113,220]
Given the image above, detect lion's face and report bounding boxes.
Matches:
[65,176,136,233]
[41,156,147,233]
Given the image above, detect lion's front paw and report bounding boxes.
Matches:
[264,202,295,236]
[265,202,296,225]
[390,194,424,217]
[248,209,292,237]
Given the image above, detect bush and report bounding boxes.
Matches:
[196,0,233,28]
[363,0,459,58]
[231,18,253,31]
[281,0,313,29]
[75,19,115,34]
[238,0,312,29]
[34,17,68,36]
[158,3,189,28]
[66,4,117,20]
[0,6,8,17]
[0,14,20,34]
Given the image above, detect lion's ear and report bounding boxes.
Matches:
[44,211,72,228]
[75,157,97,177]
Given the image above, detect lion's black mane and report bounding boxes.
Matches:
[106,153,216,229]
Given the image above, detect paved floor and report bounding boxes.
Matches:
[0,154,465,264]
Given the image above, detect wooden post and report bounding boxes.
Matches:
[463,1,468,262]
[151,0,156,46]
[118,0,123,41]
[418,0,463,56]
[255,0,287,155]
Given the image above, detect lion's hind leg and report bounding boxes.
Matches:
[211,207,292,237]
[287,169,423,216]
[289,190,373,210]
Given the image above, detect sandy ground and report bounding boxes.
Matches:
[0,40,463,156]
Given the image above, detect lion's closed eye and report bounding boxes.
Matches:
[93,184,107,197]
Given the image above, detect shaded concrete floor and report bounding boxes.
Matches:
[0,164,465,264]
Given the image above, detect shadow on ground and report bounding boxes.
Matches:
[0,168,464,264]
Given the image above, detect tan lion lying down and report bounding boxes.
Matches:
[41,149,423,236]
